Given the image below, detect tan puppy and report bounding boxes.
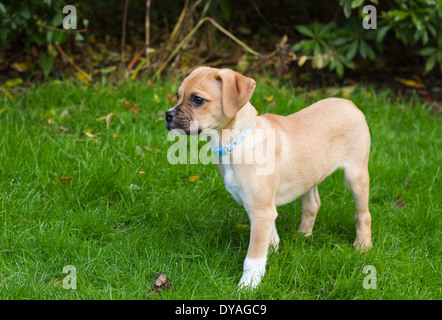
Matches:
[165,67,372,289]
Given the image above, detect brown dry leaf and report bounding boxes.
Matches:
[14,218,30,223]
[393,194,406,209]
[328,277,333,293]
[166,93,178,105]
[56,177,72,184]
[59,126,68,132]
[124,101,140,114]
[148,273,172,296]
[189,175,199,182]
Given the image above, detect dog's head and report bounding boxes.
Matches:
[165,67,256,135]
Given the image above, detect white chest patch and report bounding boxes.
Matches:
[222,163,243,205]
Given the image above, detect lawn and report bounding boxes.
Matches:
[0,76,440,300]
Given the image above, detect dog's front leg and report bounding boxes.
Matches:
[239,206,277,289]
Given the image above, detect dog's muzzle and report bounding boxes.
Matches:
[165,109,201,135]
[165,110,177,131]
[165,110,176,123]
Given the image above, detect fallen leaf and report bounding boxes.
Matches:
[76,71,90,83]
[123,101,140,114]
[31,46,38,57]
[298,55,308,67]
[106,112,114,128]
[59,126,68,132]
[394,77,425,89]
[4,78,23,88]
[393,194,406,209]
[11,61,33,72]
[237,223,249,229]
[14,218,30,223]
[265,95,274,102]
[341,85,357,98]
[166,93,177,104]
[189,175,199,182]
[328,277,333,293]
[56,177,72,184]
[84,131,101,138]
[148,273,172,295]
[52,280,63,286]
[342,91,351,99]
[60,110,69,117]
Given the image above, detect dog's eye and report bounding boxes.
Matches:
[192,96,205,107]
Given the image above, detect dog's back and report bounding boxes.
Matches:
[261,98,370,204]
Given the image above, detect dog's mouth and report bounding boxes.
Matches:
[165,120,202,135]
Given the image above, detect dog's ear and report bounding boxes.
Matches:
[216,69,256,118]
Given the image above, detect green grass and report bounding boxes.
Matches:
[0,76,440,300]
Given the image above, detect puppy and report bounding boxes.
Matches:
[165,67,372,289]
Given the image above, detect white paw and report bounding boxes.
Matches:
[238,257,267,290]
[238,270,263,289]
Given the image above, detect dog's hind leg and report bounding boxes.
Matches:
[298,185,321,236]
[344,163,372,250]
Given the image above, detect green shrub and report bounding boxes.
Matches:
[1,0,440,79]
[293,0,442,75]
[0,0,87,77]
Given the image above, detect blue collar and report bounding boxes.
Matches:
[211,121,255,156]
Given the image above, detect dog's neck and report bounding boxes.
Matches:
[220,102,257,145]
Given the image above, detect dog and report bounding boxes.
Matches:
[165,66,372,289]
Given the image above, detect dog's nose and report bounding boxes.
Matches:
[165,110,176,122]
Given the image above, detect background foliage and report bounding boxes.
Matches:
[0,0,441,85]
